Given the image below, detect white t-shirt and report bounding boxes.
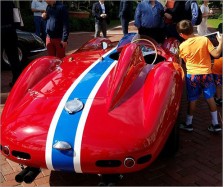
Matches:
[197,4,210,35]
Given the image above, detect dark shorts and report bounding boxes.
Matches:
[213,74,223,86]
[186,74,216,101]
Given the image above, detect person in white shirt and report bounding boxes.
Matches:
[31,0,47,41]
[197,0,212,35]
[92,0,110,38]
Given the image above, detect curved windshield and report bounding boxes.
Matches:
[117,33,159,51]
[117,33,136,51]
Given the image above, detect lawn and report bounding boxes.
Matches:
[207,19,222,29]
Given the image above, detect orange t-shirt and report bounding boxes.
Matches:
[212,57,223,75]
[165,0,175,9]
[179,36,215,75]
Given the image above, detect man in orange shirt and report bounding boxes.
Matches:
[176,20,223,132]
[212,57,223,106]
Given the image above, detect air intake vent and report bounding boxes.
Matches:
[137,154,151,164]
[12,151,31,160]
[96,160,122,167]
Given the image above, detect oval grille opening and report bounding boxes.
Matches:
[12,151,31,160]
[137,154,151,164]
[96,160,122,167]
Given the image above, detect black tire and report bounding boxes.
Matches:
[2,46,25,66]
[98,174,122,186]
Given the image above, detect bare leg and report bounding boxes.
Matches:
[215,86,222,99]
[187,100,197,115]
[206,97,217,112]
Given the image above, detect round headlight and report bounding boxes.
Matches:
[2,146,10,156]
[53,141,72,151]
[124,157,135,168]
[64,98,84,114]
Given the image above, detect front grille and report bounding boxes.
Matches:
[137,154,152,164]
[96,160,122,167]
[12,150,31,160]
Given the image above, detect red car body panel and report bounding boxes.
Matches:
[1,35,184,174]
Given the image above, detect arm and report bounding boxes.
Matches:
[92,3,101,20]
[210,35,223,58]
[42,6,49,20]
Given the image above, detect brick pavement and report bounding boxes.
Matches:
[0,22,222,186]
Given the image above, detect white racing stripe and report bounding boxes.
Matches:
[45,48,116,170]
[74,59,117,173]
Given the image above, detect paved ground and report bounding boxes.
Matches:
[1,22,222,186]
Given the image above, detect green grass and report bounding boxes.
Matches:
[207,19,222,29]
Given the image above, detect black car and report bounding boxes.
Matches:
[2,30,46,66]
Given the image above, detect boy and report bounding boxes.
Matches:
[176,20,223,132]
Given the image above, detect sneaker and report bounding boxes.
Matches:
[214,98,222,106]
[208,124,222,132]
[179,123,193,132]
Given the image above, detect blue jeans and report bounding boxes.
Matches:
[95,20,107,38]
[34,16,46,41]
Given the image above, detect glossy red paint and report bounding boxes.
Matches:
[1,38,113,168]
[80,48,184,174]
[1,36,184,175]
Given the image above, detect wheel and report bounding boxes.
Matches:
[98,174,123,186]
[160,124,179,157]
[2,46,24,66]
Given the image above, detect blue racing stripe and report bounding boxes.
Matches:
[51,49,116,171]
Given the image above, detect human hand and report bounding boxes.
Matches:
[100,14,107,18]
[42,12,47,19]
[60,41,68,48]
[216,33,223,44]
[164,13,172,20]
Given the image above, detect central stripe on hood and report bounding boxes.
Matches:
[45,48,117,171]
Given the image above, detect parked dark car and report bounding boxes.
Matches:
[2,30,46,66]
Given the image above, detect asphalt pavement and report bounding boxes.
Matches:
[0,22,222,186]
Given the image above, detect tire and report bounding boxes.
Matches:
[160,124,179,157]
[2,46,24,66]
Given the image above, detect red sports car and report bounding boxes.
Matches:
[1,33,184,185]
